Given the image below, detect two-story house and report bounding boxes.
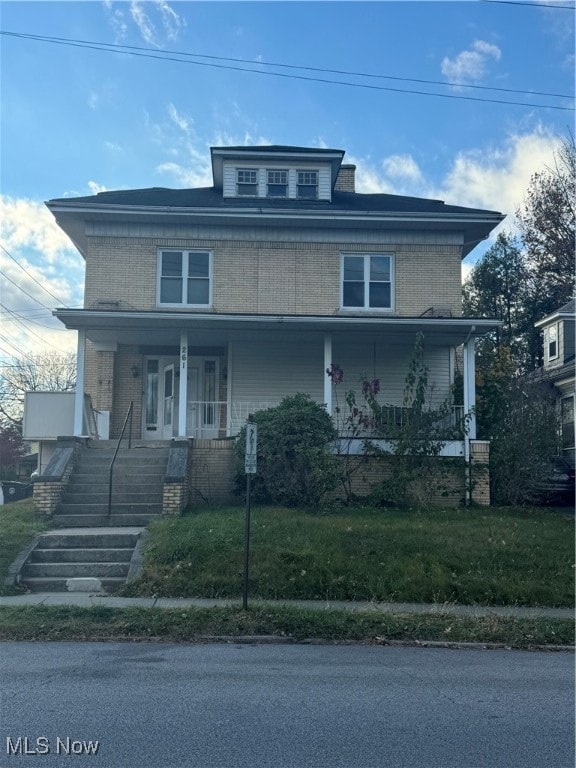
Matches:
[37,144,503,511]
[534,299,575,464]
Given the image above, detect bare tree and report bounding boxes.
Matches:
[0,352,76,428]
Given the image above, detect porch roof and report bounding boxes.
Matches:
[55,309,500,348]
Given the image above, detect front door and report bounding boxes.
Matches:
[162,364,175,439]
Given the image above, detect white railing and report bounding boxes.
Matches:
[332,404,467,438]
[185,401,466,439]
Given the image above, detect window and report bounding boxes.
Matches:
[237,169,258,196]
[297,170,318,199]
[267,170,288,197]
[158,250,211,306]
[342,254,393,310]
[548,323,558,360]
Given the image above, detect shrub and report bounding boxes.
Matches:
[234,394,341,509]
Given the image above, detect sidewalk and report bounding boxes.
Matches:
[0,592,572,620]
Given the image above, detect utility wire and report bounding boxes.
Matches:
[1,244,69,306]
[1,30,572,100]
[481,0,575,9]
[1,306,73,353]
[0,304,69,331]
[0,269,56,312]
[1,30,573,111]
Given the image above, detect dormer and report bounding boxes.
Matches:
[210,145,346,202]
[535,299,575,369]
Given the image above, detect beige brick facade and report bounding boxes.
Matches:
[83,233,463,318]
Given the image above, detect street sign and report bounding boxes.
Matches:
[245,422,257,474]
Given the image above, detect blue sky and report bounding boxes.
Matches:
[0,0,574,358]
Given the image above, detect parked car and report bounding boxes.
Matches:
[535,457,575,506]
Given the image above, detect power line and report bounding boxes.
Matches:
[2,30,572,100]
[0,304,69,331]
[0,244,69,306]
[482,0,575,9]
[1,30,573,111]
[1,307,73,353]
[0,269,56,312]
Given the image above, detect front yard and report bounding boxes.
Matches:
[120,505,575,608]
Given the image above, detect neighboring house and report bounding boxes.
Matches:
[38,144,504,505]
[534,299,575,464]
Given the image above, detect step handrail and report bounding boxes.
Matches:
[108,401,133,521]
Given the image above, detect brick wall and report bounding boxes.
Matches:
[188,438,236,505]
[334,165,356,192]
[84,234,463,318]
[470,440,490,506]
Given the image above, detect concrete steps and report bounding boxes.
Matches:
[53,443,169,528]
[18,529,144,594]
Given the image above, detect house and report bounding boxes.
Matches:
[35,144,504,510]
[534,299,575,464]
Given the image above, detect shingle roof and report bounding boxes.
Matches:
[47,186,501,217]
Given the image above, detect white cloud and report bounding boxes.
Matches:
[104,141,123,152]
[441,40,502,85]
[382,154,423,183]
[87,181,108,195]
[168,104,191,133]
[88,92,99,111]
[0,197,84,354]
[129,0,184,47]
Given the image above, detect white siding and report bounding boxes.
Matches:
[230,336,325,405]
[332,337,451,407]
[318,167,332,200]
[223,164,237,198]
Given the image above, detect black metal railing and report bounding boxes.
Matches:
[107,401,133,521]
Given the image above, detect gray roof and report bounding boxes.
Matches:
[47,185,501,217]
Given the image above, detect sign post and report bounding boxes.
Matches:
[242,417,257,610]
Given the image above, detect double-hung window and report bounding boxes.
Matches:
[297,170,318,199]
[341,254,393,310]
[548,323,558,360]
[237,169,258,196]
[267,170,288,197]
[158,250,211,307]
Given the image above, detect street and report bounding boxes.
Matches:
[1,642,573,768]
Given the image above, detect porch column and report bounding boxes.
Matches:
[323,333,332,416]
[463,335,477,441]
[73,329,86,436]
[178,332,188,437]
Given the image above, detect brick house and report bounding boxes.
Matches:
[41,144,503,507]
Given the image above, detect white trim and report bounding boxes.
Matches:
[178,332,188,437]
[74,329,86,436]
[547,322,559,361]
[324,333,332,415]
[156,249,213,309]
[226,342,233,436]
[340,253,395,312]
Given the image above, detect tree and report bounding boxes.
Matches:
[0,423,24,479]
[0,352,76,428]
[516,134,576,365]
[463,232,530,368]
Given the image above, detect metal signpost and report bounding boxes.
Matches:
[242,417,257,610]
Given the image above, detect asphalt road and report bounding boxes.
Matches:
[0,642,573,768]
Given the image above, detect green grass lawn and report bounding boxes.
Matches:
[120,505,575,607]
[0,498,52,596]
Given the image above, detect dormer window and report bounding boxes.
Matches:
[297,171,318,199]
[267,170,288,197]
[237,169,258,196]
[548,323,558,360]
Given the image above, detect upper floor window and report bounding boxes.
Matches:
[267,170,288,197]
[158,250,211,307]
[548,323,558,360]
[341,254,393,310]
[297,171,318,199]
[237,169,258,196]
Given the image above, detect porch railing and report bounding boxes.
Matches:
[183,401,466,440]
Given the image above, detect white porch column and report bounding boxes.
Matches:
[226,341,233,436]
[463,335,477,441]
[178,332,188,437]
[73,329,86,436]
[323,333,332,416]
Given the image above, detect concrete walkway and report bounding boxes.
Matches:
[0,592,572,619]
